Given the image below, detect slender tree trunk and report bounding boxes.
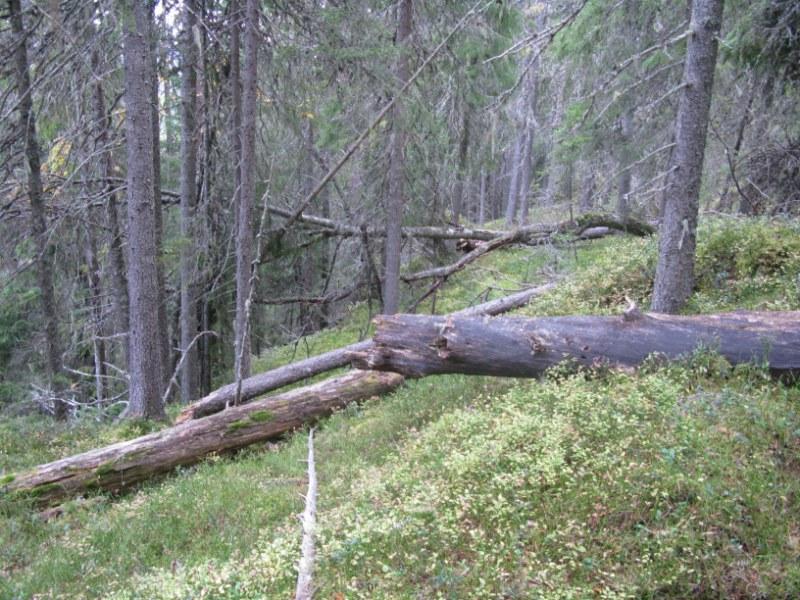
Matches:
[504,135,523,226]
[180,0,199,403]
[10,0,67,419]
[617,0,638,221]
[382,0,412,315]
[651,0,724,313]
[82,226,107,406]
[478,168,486,224]
[120,1,166,420]
[230,0,243,233]
[517,128,534,225]
[234,0,259,380]
[153,12,171,398]
[617,107,634,220]
[91,49,129,370]
[718,85,755,212]
[451,109,470,224]
[579,165,596,213]
[562,161,574,204]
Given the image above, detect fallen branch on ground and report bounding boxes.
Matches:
[294,428,317,600]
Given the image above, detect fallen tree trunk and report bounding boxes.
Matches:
[268,206,654,242]
[2,370,403,505]
[402,229,527,282]
[350,311,800,378]
[177,283,555,422]
[176,341,373,422]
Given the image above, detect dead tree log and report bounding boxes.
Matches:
[177,283,554,422]
[350,311,800,379]
[402,230,526,282]
[176,341,373,422]
[2,371,403,505]
[268,206,654,243]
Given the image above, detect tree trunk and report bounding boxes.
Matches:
[383,0,413,315]
[651,0,724,313]
[120,1,166,420]
[617,107,634,221]
[579,165,595,213]
[82,227,107,406]
[90,48,129,371]
[179,0,199,403]
[504,135,523,226]
[451,109,470,224]
[234,0,259,380]
[478,168,487,224]
[517,128,534,225]
[350,311,800,379]
[10,0,67,419]
[177,282,555,422]
[149,5,171,397]
[718,85,755,212]
[3,371,404,505]
[267,205,654,241]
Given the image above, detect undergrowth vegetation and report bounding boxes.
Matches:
[1,217,798,599]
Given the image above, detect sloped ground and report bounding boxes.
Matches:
[1,217,799,599]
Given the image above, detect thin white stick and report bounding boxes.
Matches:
[295,428,318,600]
[162,330,219,406]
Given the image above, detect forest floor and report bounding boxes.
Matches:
[1,215,799,599]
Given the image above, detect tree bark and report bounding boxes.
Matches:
[350,311,800,379]
[504,135,523,227]
[179,0,199,403]
[177,282,555,422]
[617,107,634,221]
[651,0,724,313]
[451,109,470,224]
[267,205,654,241]
[90,48,129,370]
[120,1,166,420]
[149,4,171,397]
[10,0,67,419]
[234,0,259,380]
[3,371,404,505]
[383,0,413,315]
[579,165,595,213]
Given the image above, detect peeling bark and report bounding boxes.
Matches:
[351,311,800,379]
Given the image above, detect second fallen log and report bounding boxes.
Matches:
[350,311,800,378]
[2,370,403,505]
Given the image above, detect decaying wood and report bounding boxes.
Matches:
[402,230,526,282]
[294,428,317,600]
[176,341,373,422]
[350,311,800,379]
[178,283,554,422]
[2,371,403,505]
[268,206,654,243]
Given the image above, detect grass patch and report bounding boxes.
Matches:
[105,365,800,599]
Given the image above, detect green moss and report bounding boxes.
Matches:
[0,473,15,485]
[95,462,117,477]
[225,420,251,434]
[28,482,62,498]
[248,410,274,423]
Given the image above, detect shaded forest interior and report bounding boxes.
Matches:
[1,0,798,421]
[1,1,800,595]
